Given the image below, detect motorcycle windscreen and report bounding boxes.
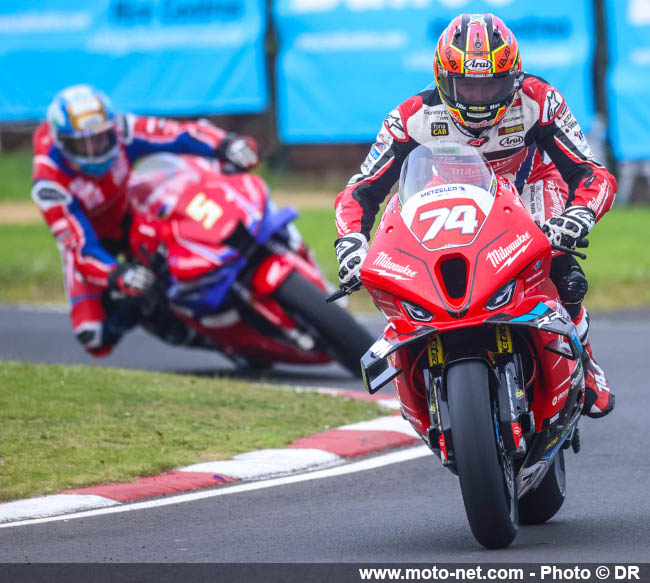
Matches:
[398,139,496,206]
[397,139,497,252]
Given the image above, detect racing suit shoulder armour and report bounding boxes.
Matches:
[521,73,566,127]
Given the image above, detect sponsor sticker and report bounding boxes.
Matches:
[431,122,449,137]
[499,135,524,148]
[445,47,459,71]
[486,232,532,272]
[541,89,563,124]
[384,110,406,140]
[464,58,492,73]
[467,137,487,147]
[498,123,524,136]
[370,251,418,280]
[587,181,609,214]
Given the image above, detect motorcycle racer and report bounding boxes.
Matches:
[32,84,259,356]
[334,14,614,418]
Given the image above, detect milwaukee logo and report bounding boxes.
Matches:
[372,252,417,279]
[486,232,532,271]
[587,181,608,214]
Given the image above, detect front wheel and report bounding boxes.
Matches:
[273,271,373,376]
[519,450,566,524]
[447,360,518,549]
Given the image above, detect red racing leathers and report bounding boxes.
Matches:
[335,73,616,417]
[32,115,250,354]
[335,74,616,239]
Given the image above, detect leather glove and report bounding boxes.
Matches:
[335,233,369,287]
[224,136,259,170]
[108,263,155,297]
[541,206,595,249]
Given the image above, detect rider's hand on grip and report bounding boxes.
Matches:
[224,136,259,170]
[108,263,155,297]
[335,233,369,287]
[541,206,595,249]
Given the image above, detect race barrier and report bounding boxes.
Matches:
[606,0,650,161]
[0,0,268,120]
[273,0,596,143]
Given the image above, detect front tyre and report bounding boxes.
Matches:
[519,450,566,524]
[273,271,373,376]
[447,360,518,549]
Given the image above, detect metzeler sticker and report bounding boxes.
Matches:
[498,123,524,136]
[431,122,449,137]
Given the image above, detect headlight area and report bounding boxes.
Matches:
[485,279,517,311]
[401,299,434,322]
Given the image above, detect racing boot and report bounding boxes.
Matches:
[573,307,615,418]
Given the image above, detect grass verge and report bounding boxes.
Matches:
[0,361,382,503]
[0,205,648,311]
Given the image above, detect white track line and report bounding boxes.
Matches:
[0,445,429,529]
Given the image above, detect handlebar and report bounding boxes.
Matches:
[326,280,363,303]
[550,237,588,260]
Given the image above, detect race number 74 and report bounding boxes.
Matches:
[418,205,478,242]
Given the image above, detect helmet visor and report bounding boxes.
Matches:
[438,71,517,107]
[60,126,117,160]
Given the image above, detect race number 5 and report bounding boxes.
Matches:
[419,204,478,242]
[186,192,223,229]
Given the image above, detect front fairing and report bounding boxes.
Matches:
[361,185,553,334]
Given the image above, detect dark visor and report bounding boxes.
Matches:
[438,72,517,107]
[60,128,117,159]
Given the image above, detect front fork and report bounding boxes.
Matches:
[424,326,533,469]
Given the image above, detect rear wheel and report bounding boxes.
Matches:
[519,450,566,524]
[273,271,373,376]
[447,360,518,549]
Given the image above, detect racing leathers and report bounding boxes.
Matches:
[32,115,257,356]
[335,73,616,417]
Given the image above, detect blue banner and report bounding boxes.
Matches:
[0,0,268,121]
[274,0,595,144]
[606,0,650,160]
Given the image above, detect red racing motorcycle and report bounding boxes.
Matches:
[330,140,588,548]
[127,154,372,375]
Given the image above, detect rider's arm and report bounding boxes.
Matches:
[31,179,117,288]
[524,78,617,223]
[334,96,423,239]
[122,114,257,168]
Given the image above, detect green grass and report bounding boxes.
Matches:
[1,208,648,310]
[0,361,382,502]
[581,207,650,309]
[0,151,32,203]
[0,223,64,303]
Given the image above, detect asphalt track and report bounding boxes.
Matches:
[0,305,648,561]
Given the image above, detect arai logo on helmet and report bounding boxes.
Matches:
[464,58,492,73]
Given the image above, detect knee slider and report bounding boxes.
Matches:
[556,266,588,305]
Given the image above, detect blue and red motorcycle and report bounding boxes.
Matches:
[127,154,372,375]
